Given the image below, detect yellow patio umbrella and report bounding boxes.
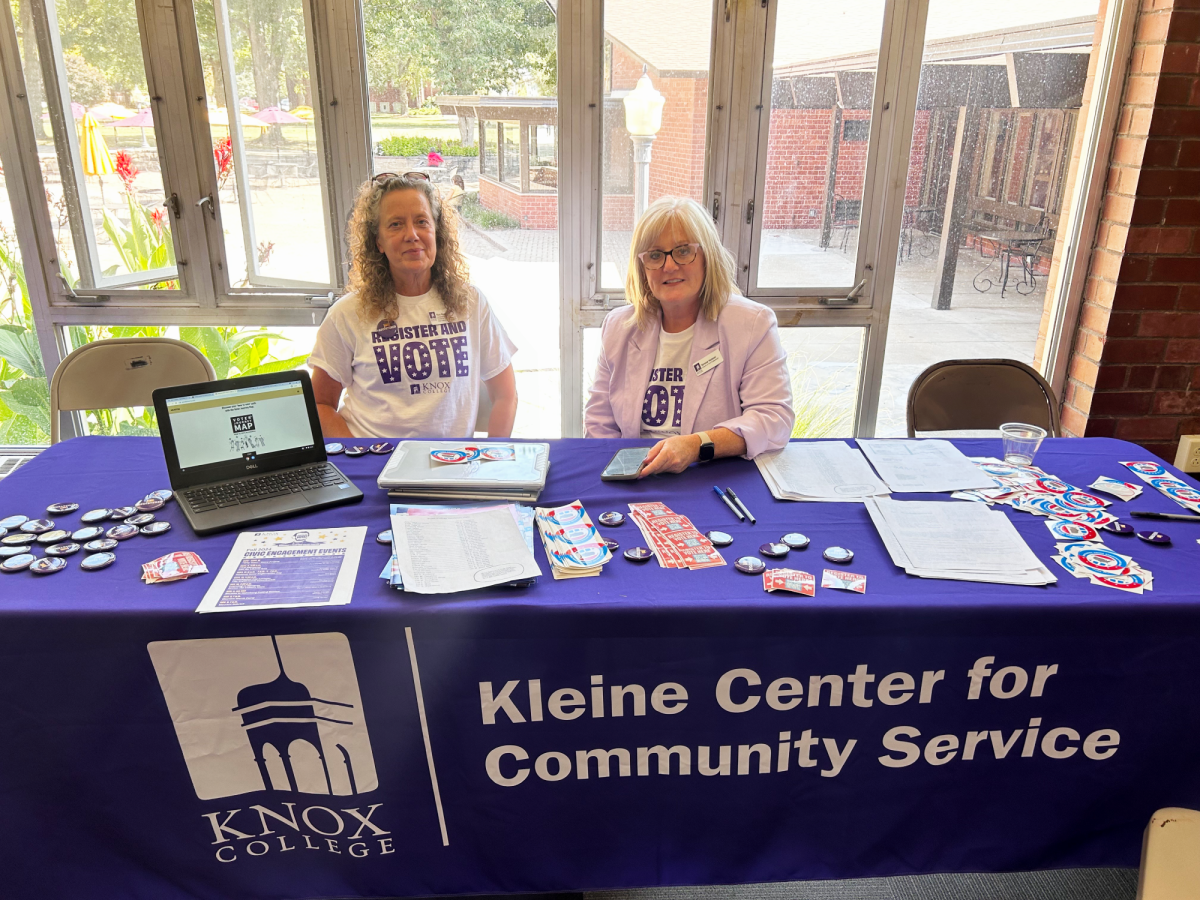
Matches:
[79,112,115,203]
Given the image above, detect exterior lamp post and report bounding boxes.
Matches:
[623,66,664,220]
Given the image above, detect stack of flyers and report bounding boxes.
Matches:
[380,502,536,589]
[821,569,867,592]
[534,501,613,579]
[763,568,815,595]
[1089,476,1143,501]
[142,551,208,584]
[1121,461,1200,514]
[1052,540,1153,593]
[628,501,726,569]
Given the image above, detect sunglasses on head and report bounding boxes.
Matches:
[373,171,430,184]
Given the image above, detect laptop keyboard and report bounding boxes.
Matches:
[184,463,346,512]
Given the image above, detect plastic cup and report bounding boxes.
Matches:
[1000,422,1047,466]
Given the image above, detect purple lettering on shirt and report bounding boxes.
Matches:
[403,340,433,381]
[450,335,470,377]
[428,338,453,378]
[670,384,685,427]
[374,344,405,384]
[642,385,669,428]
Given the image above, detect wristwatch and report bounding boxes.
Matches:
[697,431,715,463]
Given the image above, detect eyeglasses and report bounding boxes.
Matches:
[638,243,701,270]
[373,171,430,184]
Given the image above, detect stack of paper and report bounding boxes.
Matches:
[380,502,537,589]
[387,504,541,594]
[534,501,613,579]
[755,441,890,502]
[953,458,1118,528]
[865,497,1056,585]
[858,439,998,493]
[1053,538,1153,593]
[629,501,725,569]
[378,441,550,501]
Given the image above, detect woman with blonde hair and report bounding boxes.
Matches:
[309,172,517,438]
[585,197,793,474]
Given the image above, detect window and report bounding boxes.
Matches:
[481,121,500,179]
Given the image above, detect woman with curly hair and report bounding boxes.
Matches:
[309,173,517,438]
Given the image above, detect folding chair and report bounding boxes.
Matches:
[906,358,1060,437]
[1137,807,1200,900]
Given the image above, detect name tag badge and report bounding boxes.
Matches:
[692,350,723,377]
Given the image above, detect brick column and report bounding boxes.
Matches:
[1057,0,1200,461]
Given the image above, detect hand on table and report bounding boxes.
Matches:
[638,434,701,477]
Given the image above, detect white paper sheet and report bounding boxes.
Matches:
[390,505,542,594]
[865,498,1055,585]
[858,439,998,493]
[196,526,367,613]
[755,441,890,502]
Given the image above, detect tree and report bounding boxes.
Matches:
[62,52,108,106]
[56,0,148,99]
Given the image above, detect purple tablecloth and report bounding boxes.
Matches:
[1,436,1198,900]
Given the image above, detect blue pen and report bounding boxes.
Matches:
[714,486,745,522]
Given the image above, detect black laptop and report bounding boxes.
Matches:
[152,370,363,535]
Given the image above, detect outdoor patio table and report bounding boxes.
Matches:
[0,435,1197,900]
[972,230,1049,297]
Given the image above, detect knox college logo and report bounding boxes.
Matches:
[148,633,378,801]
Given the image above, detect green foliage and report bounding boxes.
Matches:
[62,52,109,106]
[458,193,519,230]
[376,135,478,157]
[409,104,442,116]
[101,193,178,287]
[55,0,147,95]
[789,364,854,438]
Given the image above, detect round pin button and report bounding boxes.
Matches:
[344,446,368,457]
[20,519,55,534]
[734,556,767,574]
[0,526,5,538]
[84,538,118,553]
[126,513,156,527]
[823,546,854,564]
[706,530,733,547]
[2,533,36,546]
[781,532,810,550]
[602,538,620,551]
[598,512,625,527]
[325,442,345,455]
[105,523,140,541]
[81,508,113,524]
[0,515,29,530]
[1,553,36,573]
[624,546,653,562]
[44,542,81,557]
[147,490,174,503]
[109,507,138,520]
[80,552,117,571]
[140,521,171,536]
[1136,530,1171,545]
[759,542,789,558]
[1103,520,1136,535]
[72,526,106,542]
[135,497,166,512]
[46,502,79,515]
[369,442,394,455]
[376,530,393,545]
[0,545,30,558]
[30,556,67,575]
[36,530,71,545]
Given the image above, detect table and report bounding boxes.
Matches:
[971,230,1049,297]
[2,436,1199,900]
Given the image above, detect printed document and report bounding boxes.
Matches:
[196,527,367,613]
[858,439,998,493]
[390,505,542,593]
[755,440,889,501]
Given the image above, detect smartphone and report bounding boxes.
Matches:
[601,447,652,481]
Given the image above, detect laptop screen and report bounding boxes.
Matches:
[164,378,316,471]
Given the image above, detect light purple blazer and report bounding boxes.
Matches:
[584,295,794,458]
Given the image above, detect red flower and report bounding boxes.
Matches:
[214,137,233,185]
[151,208,165,231]
[115,151,139,191]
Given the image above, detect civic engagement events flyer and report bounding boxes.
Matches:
[196,527,368,613]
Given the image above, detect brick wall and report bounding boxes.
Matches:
[1054,0,1200,461]
[479,177,559,230]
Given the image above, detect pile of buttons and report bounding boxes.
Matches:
[0,490,176,576]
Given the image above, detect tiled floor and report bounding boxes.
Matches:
[459,224,1047,439]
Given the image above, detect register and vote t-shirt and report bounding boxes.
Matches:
[639,324,693,440]
[309,286,515,439]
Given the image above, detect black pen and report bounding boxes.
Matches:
[724,487,756,524]
[1130,510,1200,521]
[713,486,745,522]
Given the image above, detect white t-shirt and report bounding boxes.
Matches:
[639,324,694,440]
[309,285,515,439]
